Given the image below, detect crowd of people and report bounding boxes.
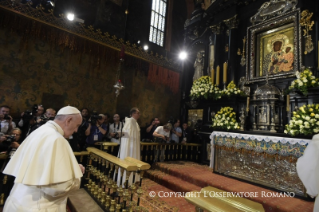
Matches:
[0,105,195,155]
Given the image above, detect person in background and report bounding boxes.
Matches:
[181,122,192,144]
[69,108,89,151]
[108,114,124,144]
[85,114,107,147]
[0,106,16,135]
[153,123,172,162]
[117,107,141,187]
[0,128,22,201]
[170,119,182,143]
[145,117,160,141]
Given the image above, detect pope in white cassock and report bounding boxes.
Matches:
[296,134,319,212]
[117,107,141,187]
[3,106,85,212]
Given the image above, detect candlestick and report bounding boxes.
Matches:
[223,62,227,83]
[246,97,250,112]
[211,67,215,84]
[216,66,220,86]
[286,95,290,111]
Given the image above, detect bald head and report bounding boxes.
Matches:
[54,114,82,138]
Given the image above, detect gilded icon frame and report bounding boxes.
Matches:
[246,9,301,83]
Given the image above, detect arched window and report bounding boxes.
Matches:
[149,0,167,47]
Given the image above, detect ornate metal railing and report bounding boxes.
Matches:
[140,142,201,164]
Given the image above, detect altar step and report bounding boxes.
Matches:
[145,161,314,212]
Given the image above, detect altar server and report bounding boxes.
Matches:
[3,106,85,212]
[296,134,319,212]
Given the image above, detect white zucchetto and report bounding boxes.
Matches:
[57,106,81,115]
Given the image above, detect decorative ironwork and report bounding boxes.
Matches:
[223,14,239,29]
[209,23,222,34]
[0,0,179,71]
[250,0,298,25]
[237,36,246,66]
[300,10,314,55]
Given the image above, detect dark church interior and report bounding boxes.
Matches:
[0,0,319,211]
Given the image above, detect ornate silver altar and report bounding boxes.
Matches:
[251,82,284,132]
[210,131,310,196]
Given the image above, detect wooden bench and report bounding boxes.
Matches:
[185,186,265,212]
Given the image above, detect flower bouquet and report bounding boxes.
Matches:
[222,81,244,97]
[190,76,222,100]
[212,107,240,131]
[287,69,319,96]
[284,104,319,136]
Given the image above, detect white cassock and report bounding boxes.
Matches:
[3,121,83,212]
[296,134,319,212]
[117,117,140,187]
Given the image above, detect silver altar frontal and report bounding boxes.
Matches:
[251,83,284,132]
[209,131,310,196]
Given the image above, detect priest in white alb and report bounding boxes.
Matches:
[3,106,85,212]
[117,107,141,187]
[296,134,319,212]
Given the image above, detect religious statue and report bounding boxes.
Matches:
[259,107,267,123]
[193,51,204,81]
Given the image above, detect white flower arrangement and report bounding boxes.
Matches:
[190,76,222,100]
[287,69,319,96]
[212,107,240,131]
[222,81,244,97]
[284,104,319,136]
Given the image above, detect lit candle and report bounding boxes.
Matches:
[286,95,290,111]
[246,97,250,111]
[223,62,227,83]
[216,66,220,85]
[211,67,215,84]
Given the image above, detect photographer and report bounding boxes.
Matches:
[144,117,160,141]
[18,105,44,139]
[18,104,44,128]
[0,128,22,200]
[85,114,107,147]
[170,119,182,144]
[153,123,172,162]
[30,108,56,132]
[108,114,124,144]
[69,108,89,151]
[0,106,16,135]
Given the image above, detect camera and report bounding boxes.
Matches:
[3,114,11,120]
[3,135,16,144]
[114,132,124,139]
[89,111,102,126]
[22,105,39,121]
[39,116,54,124]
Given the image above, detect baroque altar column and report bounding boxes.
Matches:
[209,23,223,88]
[223,15,239,85]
